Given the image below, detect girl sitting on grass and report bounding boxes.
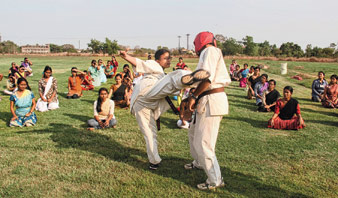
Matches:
[67,67,85,99]
[9,78,37,127]
[87,88,117,130]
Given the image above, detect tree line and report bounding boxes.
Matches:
[215,34,338,58]
[1,35,337,59]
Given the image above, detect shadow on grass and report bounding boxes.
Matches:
[18,123,311,197]
[306,119,338,127]
[159,115,178,130]
[227,116,267,129]
[0,111,12,124]
[302,107,338,117]
[63,113,91,128]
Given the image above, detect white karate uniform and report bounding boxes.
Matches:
[188,46,231,186]
[130,59,177,164]
[130,59,192,164]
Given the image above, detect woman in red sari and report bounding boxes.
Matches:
[268,86,305,130]
[322,74,338,108]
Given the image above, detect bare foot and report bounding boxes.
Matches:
[87,127,94,131]
[112,125,116,129]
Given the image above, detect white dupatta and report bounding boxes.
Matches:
[36,77,58,112]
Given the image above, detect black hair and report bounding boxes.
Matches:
[24,57,28,60]
[43,65,52,78]
[284,86,293,94]
[318,71,325,76]
[154,49,170,60]
[96,87,109,113]
[235,64,240,68]
[179,57,183,60]
[17,77,31,90]
[83,70,87,73]
[261,74,268,79]
[71,67,77,71]
[330,74,338,80]
[123,64,129,69]
[91,60,96,65]
[115,73,122,79]
[244,63,248,67]
[250,66,255,69]
[19,65,24,69]
[254,66,260,71]
[268,79,276,85]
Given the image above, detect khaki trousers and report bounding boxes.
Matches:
[188,107,223,186]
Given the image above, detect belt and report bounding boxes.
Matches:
[193,87,225,124]
[196,87,224,104]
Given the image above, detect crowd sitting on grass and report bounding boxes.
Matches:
[1,55,337,133]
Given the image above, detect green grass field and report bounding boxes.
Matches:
[0,55,337,197]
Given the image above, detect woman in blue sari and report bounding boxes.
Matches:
[10,78,37,127]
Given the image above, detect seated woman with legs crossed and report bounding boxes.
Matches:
[87,88,117,130]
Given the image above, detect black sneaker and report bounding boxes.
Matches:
[149,163,160,170]
[181,69,211,86]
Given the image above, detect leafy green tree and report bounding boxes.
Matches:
[305,44,313,57]
[242,36,258,56]
[258,41,272,56]
[280,42,304,58]
[0,40,20,53]
[88,39,104,53]
[221,38,243,55]
[103,38,119,55]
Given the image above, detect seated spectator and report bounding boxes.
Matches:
[36,66,59,112]
[177,88,196,129]
[254,74,269,106]
[111,55,119,75]
[322,74,338,108]
[258,79,280,112]
[247,66,255,78]
[88,60,102,87]
[229,59,237,76]
[15,66,28,79]
[81,70,94,90]
[21,57,33,76]
[98,59,107,83]
[120,64,133,81]
[87,87,117,130]
[4,75,16,95]
[231,65,241,81]
[239,63,249,87]
[175,57,186,70]
[9,78,37,127]
[247,67,261,99]
[8,62,18,77]
[311,71,328,102]
[268,86,305,130]
[108,74,129,108]
[123,77,133,107]
[67,67,85,99]
[105,60,115,78]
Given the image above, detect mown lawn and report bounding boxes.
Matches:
[0,55,337,197]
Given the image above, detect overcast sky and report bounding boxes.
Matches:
[0,0,337,50]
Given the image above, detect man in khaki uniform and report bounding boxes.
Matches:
[185,32,231,190]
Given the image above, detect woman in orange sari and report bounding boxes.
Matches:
[67,67,85,99]
[322,74,338,108]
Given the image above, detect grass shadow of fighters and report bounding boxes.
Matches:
[17,123,311,197]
